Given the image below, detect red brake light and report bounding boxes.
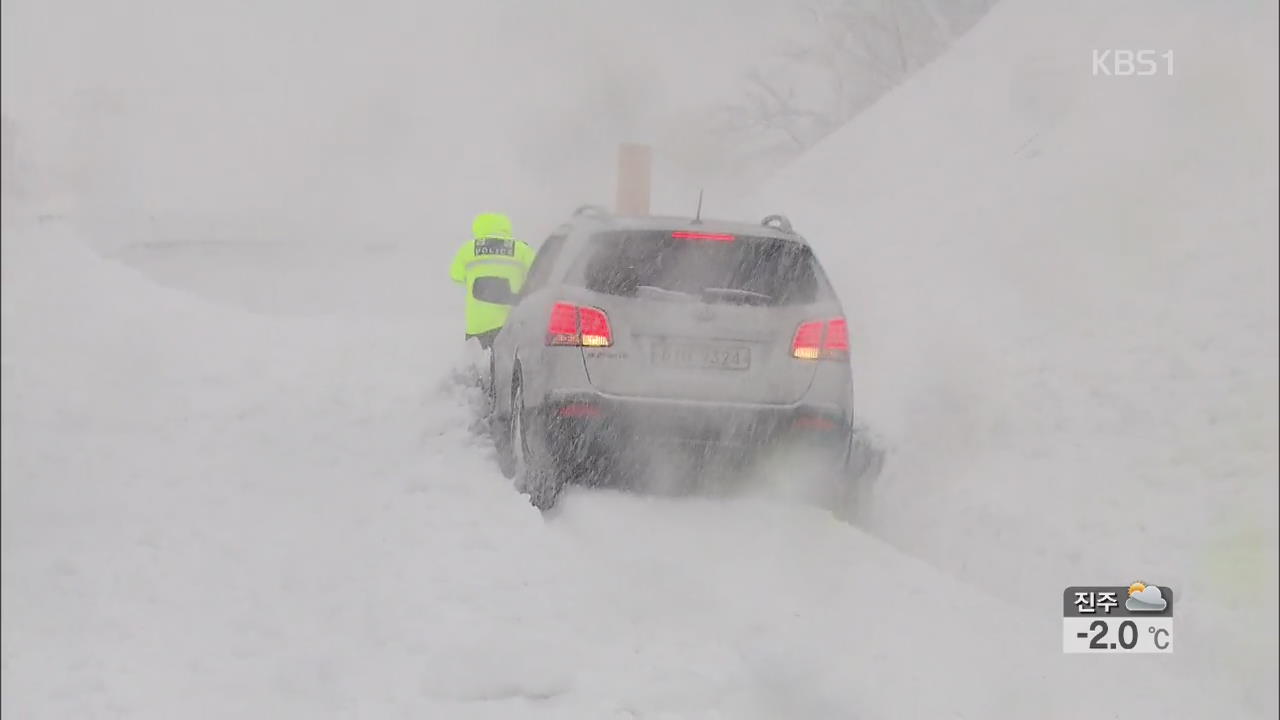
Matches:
[547,302,580,346]
[791,321,824,360]
[546,302,613,347]
[792,317,849,360]
[671,230,735,242]
[824,317,849,359]
[578,306,613,347]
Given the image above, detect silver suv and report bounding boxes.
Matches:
[477,207,862,510]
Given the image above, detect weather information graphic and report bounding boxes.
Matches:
[1062,582,1174,654]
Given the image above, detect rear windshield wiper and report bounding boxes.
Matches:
[635,285,700,302]
[702,288,774,305]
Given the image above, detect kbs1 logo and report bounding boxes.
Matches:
[1092,49,1174,77]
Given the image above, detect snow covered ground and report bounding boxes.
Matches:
[3,0,1277,717]
[753,0,1279,712]
[0,224,1216,719]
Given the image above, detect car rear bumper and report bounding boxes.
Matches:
[537,390,852,466]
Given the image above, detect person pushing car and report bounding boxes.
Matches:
[450,212,535,350]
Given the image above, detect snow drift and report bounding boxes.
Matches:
[759,0,1279,713]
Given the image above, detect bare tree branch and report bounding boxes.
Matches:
[718,0,996,172]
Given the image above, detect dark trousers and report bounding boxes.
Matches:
[466,329,499,351]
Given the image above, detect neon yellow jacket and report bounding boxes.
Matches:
[450,214,535,336]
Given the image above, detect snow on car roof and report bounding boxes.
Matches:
[572,212,808,245]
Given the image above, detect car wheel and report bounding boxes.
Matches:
[494,366,517,479]
[495,412,517,480]
[486,351,497,415]
[835,427,885,522]
[508,376,564,511]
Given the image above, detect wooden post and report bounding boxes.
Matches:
[615,143,652,216]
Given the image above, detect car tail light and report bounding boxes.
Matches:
[671,230,735,242]
[791,317,849,361]
[578,307,612,347]
[546,302,614,347]
[547,302,580,346]
[823,317,849,359]
[791,321,824,360]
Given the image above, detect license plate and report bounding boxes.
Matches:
[650,341,751,370]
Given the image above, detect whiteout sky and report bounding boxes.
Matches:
[2,0,796,241]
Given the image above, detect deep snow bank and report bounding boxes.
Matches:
[1,223,523,717]
[760,0,1278,713]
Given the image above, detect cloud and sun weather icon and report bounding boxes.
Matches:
[1125,581,1168,612]
[1063,581,1174,653]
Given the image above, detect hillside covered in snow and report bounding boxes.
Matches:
[757,0,1278,711]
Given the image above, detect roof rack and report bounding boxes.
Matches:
[572,205,611,219]
[761,214,794,233]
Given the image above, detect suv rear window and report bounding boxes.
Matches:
[572,230,828,306]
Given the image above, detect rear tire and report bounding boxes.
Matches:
[505,376,564,511]
[494,366,516,478]
[486,351,497,415]
[834,427,885,522]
